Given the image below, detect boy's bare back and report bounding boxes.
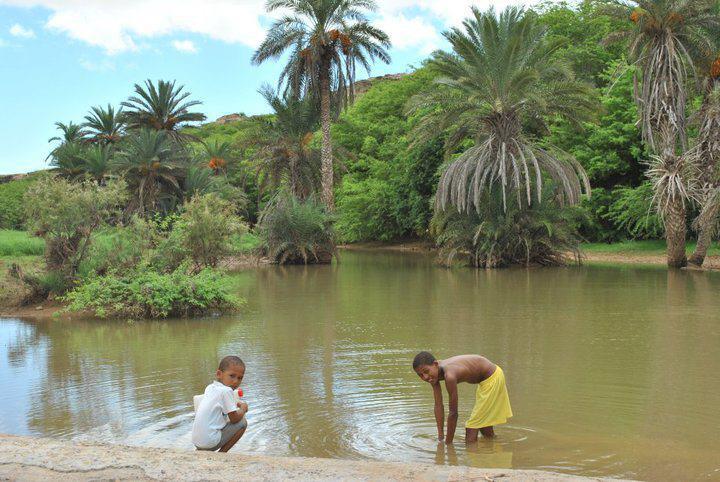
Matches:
[439,355,496,384]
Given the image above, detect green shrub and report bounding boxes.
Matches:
[431,188,585,268]
[257,192,336,264]
[176,194,246,270]
[24,176,127,282]
[604,182,664,240]
[64,267,244,319]
[0,177,37,229]
[0,230,45,256]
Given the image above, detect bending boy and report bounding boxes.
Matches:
[413,352,512,443]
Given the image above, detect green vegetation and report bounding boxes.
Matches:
[432,187,585,268]
[5,0,720,296]
[0,175,38,229]
[64,267,242,318]
[0,230,45,257]
[256,192,335,264]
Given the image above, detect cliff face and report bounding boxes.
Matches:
[211,73,407,124]
[352,73,406,97]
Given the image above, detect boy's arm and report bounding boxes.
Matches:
[227,402,248,424]
[444,376,459,444]
[432,382,444,441]
[221,390,248,424]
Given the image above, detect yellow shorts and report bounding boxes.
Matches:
[465,366,513,429]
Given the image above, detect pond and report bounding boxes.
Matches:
[1,250,719,480]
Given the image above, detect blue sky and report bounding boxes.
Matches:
[0,0,533,175]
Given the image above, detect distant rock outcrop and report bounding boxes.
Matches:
[214,113,248,125]
[353,73,406,97]
[0,173,28,184]
[210,74,407,126]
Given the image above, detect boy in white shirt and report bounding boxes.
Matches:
[192,355,248,452]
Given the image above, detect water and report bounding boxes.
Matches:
[2,250,720,480]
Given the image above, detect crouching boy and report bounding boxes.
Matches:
[192,355,248,452]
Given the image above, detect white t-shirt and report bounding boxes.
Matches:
[191,381,238,449]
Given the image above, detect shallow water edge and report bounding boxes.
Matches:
[0,435,629,481]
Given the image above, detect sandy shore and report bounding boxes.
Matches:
[0,435,626,481]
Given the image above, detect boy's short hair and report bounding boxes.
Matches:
[218,355,245,371]
[413,351,436,369]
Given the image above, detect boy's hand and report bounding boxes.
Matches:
[237,401,248,413]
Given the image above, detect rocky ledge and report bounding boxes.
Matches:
[0,434,626,481]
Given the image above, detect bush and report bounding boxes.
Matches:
[604,182,664,240]
[431,188,585,268]
[64,267,244,319]
[176,194,246,270]
[0,177,37,229]
[256,192,336,264]
[24,176,127,282]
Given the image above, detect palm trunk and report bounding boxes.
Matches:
[319,67,335,211]
[659,119,687,268]
[689,85,720,267]
[688,205,717,266]
[665,196,687,267]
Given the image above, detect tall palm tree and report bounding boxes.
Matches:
[609,0,718,267]
[253,85,321,199]
[409,7,594,215]
[83,104,124,144]
[121,79,206,143]
[688,51,720,266]
[114,129,181,214]
[252,0,391,210]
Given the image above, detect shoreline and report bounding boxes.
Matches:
[340,241,720,270]
[0,434,626,481]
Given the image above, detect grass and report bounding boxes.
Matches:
[231,231,261,254]
[582,240,720,256]
[0,230,45,257]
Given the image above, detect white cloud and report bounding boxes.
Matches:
[0,0,541,56]
[375,13,440,54]
[172,39,197,53]
[0,0,267,54]
[9,23,35,38]
[377,0,539,30]
[79,57,115,71]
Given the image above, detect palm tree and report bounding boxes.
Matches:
[688,51,720,266]
[83,104,124,144]
[48,141,86,179]
[409,7,594,215]
[609,0,718,267]
[114,129,182,214]
[80,144,115,183]
[253,85,321,199]
[252,0,391,210]
[121,79,206,143]
[201,139,234,175]
[48,121,86,144]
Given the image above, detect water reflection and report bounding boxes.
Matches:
[1,251,720,480]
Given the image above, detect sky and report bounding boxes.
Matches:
[0,0,537,175]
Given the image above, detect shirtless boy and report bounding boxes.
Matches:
[413,352,512,443]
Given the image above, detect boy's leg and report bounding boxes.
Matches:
[479,426,495,438]
[465,427,479,443]
[218,425,246,452]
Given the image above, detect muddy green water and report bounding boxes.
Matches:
[2,250,720,480]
